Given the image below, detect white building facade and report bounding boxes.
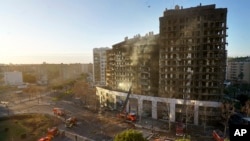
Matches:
[96,87,221,125]
[93,47,110,86]
[226,61,250,84]
[4,71,23,85]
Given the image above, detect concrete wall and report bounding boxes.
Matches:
[96,87,222,125]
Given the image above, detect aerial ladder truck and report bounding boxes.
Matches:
[117,86,137,122]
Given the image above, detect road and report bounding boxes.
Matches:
[0,93,134,141]
[1,92,216,141]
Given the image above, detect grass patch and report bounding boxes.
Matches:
[53,91,73,101]
[0,120,27,141]
[52,97,59,101]
[0,114,60,141]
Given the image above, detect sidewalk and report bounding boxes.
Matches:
[133,117,176,140]
[132,117,215,141]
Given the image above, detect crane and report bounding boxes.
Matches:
[117,86,136,122]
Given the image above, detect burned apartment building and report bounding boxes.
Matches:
[159,4,227,101]
[106,32,159,96]
[97,4,228,125]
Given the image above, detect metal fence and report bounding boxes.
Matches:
[63,130,95,141]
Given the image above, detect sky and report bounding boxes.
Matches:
[0,0,249,64]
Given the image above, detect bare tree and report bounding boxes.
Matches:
[23,85,44,103]
[221,102,235,137]
[180,102,195,135]
[72,81,90,104]
[165,103,171,131]
[241,100,250,116]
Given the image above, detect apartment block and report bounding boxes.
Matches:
[4,71,23,85]
[1,63,87,85]
[81,63,93,74]
[93,47,110,86]
[97,4,228,125]
[106,33,159,96]
[159,4,227,101]
[227,57,250,84]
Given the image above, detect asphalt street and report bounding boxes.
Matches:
[0,93,134,141]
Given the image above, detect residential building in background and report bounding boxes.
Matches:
[0,63,92,86]
[226,57,250,84]
[82,63,93,74]
[93,47,110,86]
[0,64,5,84]
[4,71,23,85]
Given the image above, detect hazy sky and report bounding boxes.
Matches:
[0,0,249,64]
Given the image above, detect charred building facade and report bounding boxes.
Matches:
[106,33,159,96]
[97,4,228,125]
[159,4,227,101]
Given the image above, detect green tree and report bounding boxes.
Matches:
[23,73,37,83]
[114,129,147,141]
[175,135,191,141]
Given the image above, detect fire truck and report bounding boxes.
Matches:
[53,108,65,116]
[65,117,77,128]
